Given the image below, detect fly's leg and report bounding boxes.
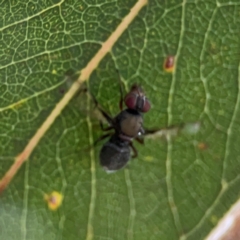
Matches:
[129,142,138,158]
[135,137,144,145]
[144,129,160,135]
[94,133,112,146]
[88,90,114,125]
[100,122,114,131]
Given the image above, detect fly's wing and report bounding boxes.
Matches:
[144,122,201,140]
[100,141,130,172]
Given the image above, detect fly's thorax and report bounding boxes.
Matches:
[114,109,143,138]
[108,134,130,147]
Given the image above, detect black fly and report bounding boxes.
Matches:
[91,76,151,172]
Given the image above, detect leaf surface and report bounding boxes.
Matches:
[0,1,240,240]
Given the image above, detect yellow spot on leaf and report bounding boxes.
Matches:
[52,69,57,74]
[197,142,208,151]
[210,42,216,51]
[164,65,174,73]
[218,109,224,115]
[144,156,153,162]
[10,99,26,109]
[44,191,63,211]
[163,56,175,73]
[210,215,218,225]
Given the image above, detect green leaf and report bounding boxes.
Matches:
[1,0,240,239]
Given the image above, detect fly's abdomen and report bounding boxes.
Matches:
[100,139,130,172]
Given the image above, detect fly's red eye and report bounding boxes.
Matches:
[142,99,151,112]
[124,94,137,109]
